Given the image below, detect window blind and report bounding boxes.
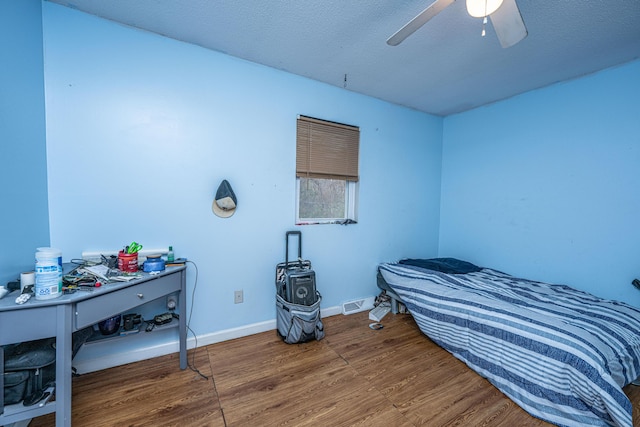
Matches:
[296,115,359,182]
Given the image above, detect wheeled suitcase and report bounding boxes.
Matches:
[275,231,317,306]
[275,231,324,343]
[276,292,324,344]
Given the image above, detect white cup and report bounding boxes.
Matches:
[20,271,35,291]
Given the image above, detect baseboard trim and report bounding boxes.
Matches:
[73,304,343,374]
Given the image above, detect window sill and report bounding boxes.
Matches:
[295,219,357,226]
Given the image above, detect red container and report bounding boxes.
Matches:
[118,251,138,272]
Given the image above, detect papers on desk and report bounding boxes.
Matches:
[109,275,140,282]
[80,265,141,282]
[80,265,109,281]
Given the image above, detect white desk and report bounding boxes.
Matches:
[0,265,187,426]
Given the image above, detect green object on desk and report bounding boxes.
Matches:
[127,241,142,254]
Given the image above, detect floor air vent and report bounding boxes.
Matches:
[342,297,375,315]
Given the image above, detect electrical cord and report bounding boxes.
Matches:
[185,260,209,380]
[185,260,228,425]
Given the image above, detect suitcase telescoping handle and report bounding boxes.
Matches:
[285,230,302,266]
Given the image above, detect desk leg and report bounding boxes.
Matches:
[56,304,72,427]
[179,269,187,370]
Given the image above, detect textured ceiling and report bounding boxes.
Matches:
[47,0,640,116]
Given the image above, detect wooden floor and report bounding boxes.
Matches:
[30,311,640,426]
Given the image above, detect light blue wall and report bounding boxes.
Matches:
[0,0,50,286]
[41,3,443,333]
[440,60,640,306]
[7,0,638,363]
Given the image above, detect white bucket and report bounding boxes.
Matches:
[35,247,63,300]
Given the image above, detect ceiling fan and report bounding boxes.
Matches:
[387,0,527,48]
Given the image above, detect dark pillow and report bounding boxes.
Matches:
[398,257,482,274]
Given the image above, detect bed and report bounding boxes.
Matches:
[377,258,640,427]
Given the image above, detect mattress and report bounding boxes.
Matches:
[378,261,640,427]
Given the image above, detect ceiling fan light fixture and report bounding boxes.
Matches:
[466,0,504,18]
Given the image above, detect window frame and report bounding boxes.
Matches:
[295,115,360,225]
[295,178,358,225]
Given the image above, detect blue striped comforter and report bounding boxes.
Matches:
[378,263,640,427]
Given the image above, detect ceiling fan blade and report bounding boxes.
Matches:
[489,0,527,48]
[387,0,456,46]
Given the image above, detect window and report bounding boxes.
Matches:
[296,115,359,225]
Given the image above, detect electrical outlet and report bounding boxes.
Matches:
[166,295,177,310]
[234,290,243,304]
